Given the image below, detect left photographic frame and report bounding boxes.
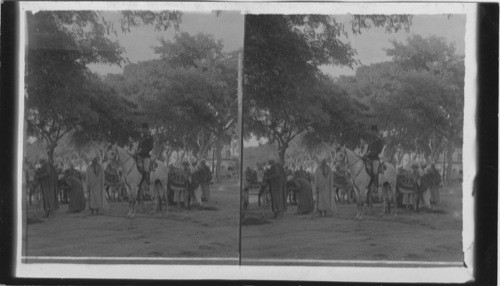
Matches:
[17,2,244,279]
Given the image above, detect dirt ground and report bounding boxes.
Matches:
[23,180,240,260]
[23,181,463,265]
[241,184,463,263]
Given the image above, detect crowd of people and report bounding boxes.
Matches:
[24,150,108,218]
[397,161,442,208]
[169,160,213,207]
[244,157,339,219]
[24,151,216,218]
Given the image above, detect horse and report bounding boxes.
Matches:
[332,164,355,204]
[333,145,397,219]
[107,145,169,217]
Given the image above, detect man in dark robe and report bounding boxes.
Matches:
[428,163,442,205]
[199,160,212,202]
[266,159,286,219]
[288,177,314,214]
[61,173,86,213]
[35,157,59,217]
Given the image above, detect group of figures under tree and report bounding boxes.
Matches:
[242,141,444,221]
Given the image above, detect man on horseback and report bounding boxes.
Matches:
[364,124,385,189]
[136,123,154,191]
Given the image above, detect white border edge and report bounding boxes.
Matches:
[15,2,476,283]
[462,3,477,279]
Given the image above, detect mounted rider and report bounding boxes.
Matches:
[136,123,154,190]
[364,124,385,188]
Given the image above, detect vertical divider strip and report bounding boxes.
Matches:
[237,48,244,266]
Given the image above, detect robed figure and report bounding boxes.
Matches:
[266,160,287,219]
[288,177,314,215]
[62,174,86,213]
[314,159,336,217]
[199,161,212,202]
[86,154,108,215]
[35,158,59,217]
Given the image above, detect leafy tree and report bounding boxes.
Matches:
[336,35,464,179]
[25,11,182,163]
[386,35,464,182]
[244,14,413,165]
[153,32,224,70]
[118,32,239,180]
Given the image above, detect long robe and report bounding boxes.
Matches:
[189,167,203,206]
[86,163,108,212]
[200,166,211,202]
[35,162,59,213]
[64,176,86,213]
[429,168,441,204]
[293,177,314,214]
[266,163,286,214]
[314,165,335,213]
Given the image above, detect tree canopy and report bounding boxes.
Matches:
[335,34,464,178]
[104,31,240,179]
[25,10,182,162]
[244,14,413,164]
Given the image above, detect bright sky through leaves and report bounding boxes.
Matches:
[90,13,465,79]
[89,11,244,75]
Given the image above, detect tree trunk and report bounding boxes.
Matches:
[47,142,56,164]
[445,140,455,185]
[278,142,288,166]
[215,139,223,182]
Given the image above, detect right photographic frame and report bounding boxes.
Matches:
[240,3,475,282]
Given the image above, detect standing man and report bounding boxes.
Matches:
[35,155,59,217]
[266,159,286,219]
[288,176,314,215]
[62,171,86,213]
[199,160,212,202]
[86,151,108,215]
[364,125,385,189]
[428,162,442,205]
[189,161,203,206]
[314,159,335,217]
[136,123,154,192]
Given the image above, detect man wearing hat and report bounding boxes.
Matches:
[364,125,385,189]
[136,123,154,191]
